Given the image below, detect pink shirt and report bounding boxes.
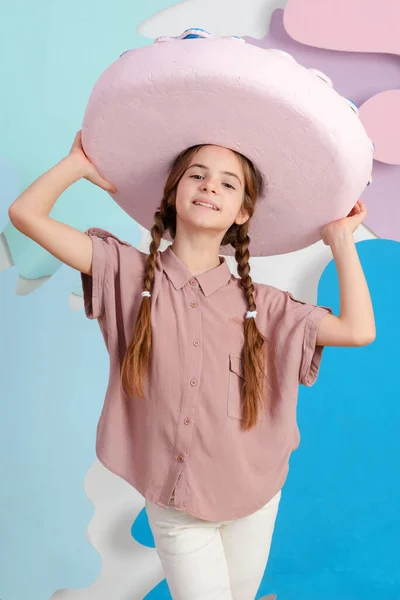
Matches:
[81,227,332,521]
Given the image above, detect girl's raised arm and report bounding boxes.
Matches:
[8,131,117,276]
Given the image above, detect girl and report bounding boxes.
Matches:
[8,130,375,600]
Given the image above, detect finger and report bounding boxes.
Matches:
[102,180,117,193]
[358,203,366,215]
[72,131,82,150]
[354,213,366,226]
[347,213,363,225]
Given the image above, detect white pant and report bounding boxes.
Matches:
[145,490,281,600]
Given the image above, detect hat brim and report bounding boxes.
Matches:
[82,38,373,256]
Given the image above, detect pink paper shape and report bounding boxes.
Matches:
[359,91,400,165]
[284,0,400,54]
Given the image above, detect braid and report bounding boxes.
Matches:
[234,225,267,431]
[143,206,167,293]
[234,226,257,313]
[121,202,167,399]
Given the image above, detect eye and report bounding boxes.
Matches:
[223,183,235,190]
[190,174,203,180]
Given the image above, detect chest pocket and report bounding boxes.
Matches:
[227,354,265,422]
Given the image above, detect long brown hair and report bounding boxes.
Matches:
[121,145,270,431]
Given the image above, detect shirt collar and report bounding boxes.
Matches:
[159,245,232,297]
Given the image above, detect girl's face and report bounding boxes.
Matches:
[175,145,250,238]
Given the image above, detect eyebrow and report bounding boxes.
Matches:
[187,163,242,186]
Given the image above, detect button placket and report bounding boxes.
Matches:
[187,281,202,397]
[170,279,202,497]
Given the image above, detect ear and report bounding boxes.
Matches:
[235,206,250,226]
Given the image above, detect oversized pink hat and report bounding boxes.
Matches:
[81,28,374,257]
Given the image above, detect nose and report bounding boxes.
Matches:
[201,179,217,194]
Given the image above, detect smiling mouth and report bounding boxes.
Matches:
[192,200,219,211]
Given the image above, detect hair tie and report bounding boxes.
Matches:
[245,310,257,319]
[141,291,151,298]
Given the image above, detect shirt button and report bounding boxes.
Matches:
[193,339,200,347]
[190,378,197,386]
[190,301,198,308]
[189,278,197,286]
[177,455,185,463]
[184,417,191,425]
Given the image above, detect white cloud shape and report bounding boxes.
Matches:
[137,0,288,40]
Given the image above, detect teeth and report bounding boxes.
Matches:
[194,201,218,211]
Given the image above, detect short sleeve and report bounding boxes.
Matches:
[80,227,132,320]
[285,291,333,387]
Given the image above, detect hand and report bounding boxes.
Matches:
[67,130,117,193]
[321,199,367,246]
